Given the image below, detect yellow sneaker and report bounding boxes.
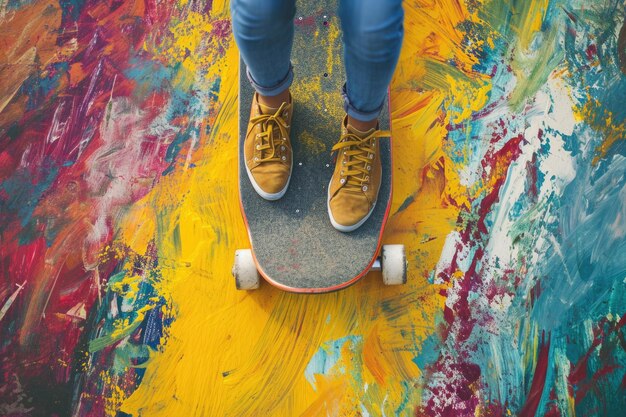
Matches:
[244,92,293,200]
[327,115,390,232]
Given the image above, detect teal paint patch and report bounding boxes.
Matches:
[1,165,58,236]
[125,57,177,97]
[412,332,440,370]
[304,335,362,390]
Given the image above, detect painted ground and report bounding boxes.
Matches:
[1,0,625,416]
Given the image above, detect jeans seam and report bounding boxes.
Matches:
[341,82,384,121]
[246,63,294,97]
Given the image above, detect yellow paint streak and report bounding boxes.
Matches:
[144,8,231,89]
[391,0,493,212]
[576,97,626,165]
[109,274,141,298]
[325,17,342,77]
[298,130,327,155]
[117,203,157,253]
[112,1,498,415]
[101,370,128,417]
[510,0,550,53]
[298,377,348,417]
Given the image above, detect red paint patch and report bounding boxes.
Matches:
[586,44,597,61]
[519,332,551,417]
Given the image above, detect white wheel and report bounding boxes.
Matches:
[232,249,260,290]
[381,245,407,285]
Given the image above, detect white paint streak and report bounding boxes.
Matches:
[0,280,27,323]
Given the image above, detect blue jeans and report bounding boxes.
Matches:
[230,0,404,121]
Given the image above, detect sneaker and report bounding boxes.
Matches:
[244,92,293,200]
[327,115,389,232]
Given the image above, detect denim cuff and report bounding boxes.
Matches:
[246,63,294,97]
[341,82,384,122]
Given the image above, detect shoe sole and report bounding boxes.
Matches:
[327,179,377,232]
[245,159,293,201]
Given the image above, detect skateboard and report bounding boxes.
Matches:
[232,1,406,293]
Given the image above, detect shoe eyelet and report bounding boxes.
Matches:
[369,154,373,159]
[365,176,369,181]
[254,157,259,162]
[362,185,368,191]
[256,134,260,138]
[367,165,371,171]
[282,156,286,161]
[282,137,286,140]
[340,170,344,175]
[342,161,346,165]
[281,145,286,151]
[340,178,346,184]
[256,145,260,150]
[283,112,288,117]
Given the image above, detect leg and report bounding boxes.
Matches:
[231,0,296,200]
[327,0,404,232]
[230,0,296,106]
[338,0,404,127]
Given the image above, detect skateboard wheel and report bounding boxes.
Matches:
[381,245,407,285]
[232,249,260,290]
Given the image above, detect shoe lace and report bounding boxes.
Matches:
[249,102,291,163]
[331,128,390,192]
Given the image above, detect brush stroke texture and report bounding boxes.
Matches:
[0,0,624,416]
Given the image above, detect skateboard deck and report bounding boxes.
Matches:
[237,1,393,293]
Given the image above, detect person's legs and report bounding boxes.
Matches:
[231,0,296,200]
[338,0,404,127]
[328,0,404,231]
[230,0,296,106]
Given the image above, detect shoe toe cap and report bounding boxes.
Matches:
[329,192,371,227]
[251,164,290,194]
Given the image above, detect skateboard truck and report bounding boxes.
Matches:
[232,244,407,291]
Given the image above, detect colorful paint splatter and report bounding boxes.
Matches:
[1,0,625,416]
